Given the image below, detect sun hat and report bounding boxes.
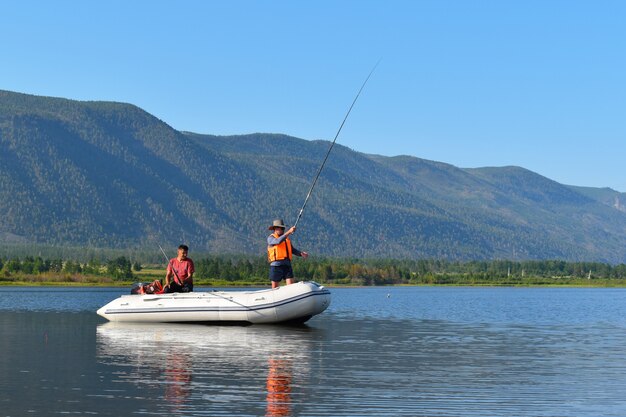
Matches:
[268,219,287,230]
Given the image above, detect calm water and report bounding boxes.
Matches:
[2,286,626,416]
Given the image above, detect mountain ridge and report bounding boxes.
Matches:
[1,89,626,262]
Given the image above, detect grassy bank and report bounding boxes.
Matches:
[0,268,268,287]
[2,269,626,288]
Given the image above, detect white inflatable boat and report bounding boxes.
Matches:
[97,281,331,324]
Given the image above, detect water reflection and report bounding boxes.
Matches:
[6,288,626,416]
[96,322,317,415]
[163,353,192,410]
[266,356,293,417]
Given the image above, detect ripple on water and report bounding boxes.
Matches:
[3,287,626,416]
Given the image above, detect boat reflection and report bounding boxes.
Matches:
[96,322,320,415]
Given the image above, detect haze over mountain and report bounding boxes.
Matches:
[1,89,626,262]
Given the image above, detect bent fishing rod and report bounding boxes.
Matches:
[293,60,380,230]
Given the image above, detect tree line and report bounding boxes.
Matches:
[206,257,626,285]
[2,255,626,285]
[0,256,137,280]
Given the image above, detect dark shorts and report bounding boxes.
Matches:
[269,265,294,282]
[165,281,193,293]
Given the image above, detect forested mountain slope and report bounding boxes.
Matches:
[2,89,626,262]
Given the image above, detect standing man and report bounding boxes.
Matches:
[267,219,308,289]
[165,244,195,293]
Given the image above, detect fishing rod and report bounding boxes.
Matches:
[158,243,258,312]
[157,243,259,308]
[293,60,380,230]
[158,244,183,287]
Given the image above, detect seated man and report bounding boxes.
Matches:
[165,244,194,293]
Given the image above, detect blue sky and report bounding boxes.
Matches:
[2,1,625,191]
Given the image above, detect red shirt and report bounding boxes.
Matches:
[167,258,195,284]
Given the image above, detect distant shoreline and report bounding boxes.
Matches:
[3,260,626,288]
[2,280,625,289]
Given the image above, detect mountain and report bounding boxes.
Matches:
[566,185,626,213]
[1,89,626,262]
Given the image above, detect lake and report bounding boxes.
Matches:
[2,286,626,416]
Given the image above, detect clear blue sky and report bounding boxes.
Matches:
[2,1,625,191]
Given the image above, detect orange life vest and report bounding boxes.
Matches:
[267,233,293,263]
